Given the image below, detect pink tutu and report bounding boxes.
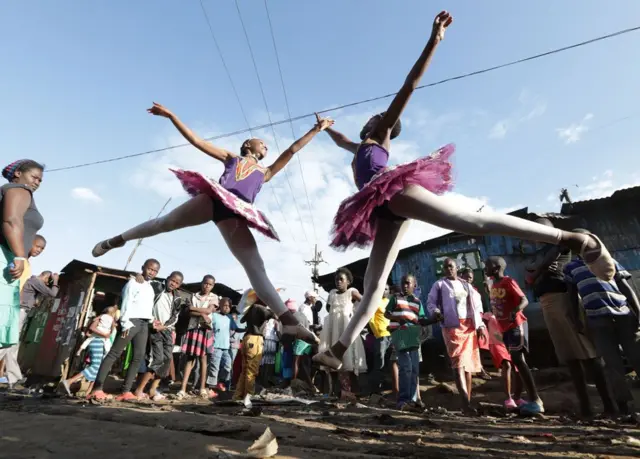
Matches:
[171,169,280,241]
[330,144,454,250]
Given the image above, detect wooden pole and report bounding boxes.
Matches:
[124,198,171,271]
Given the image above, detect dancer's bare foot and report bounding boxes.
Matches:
[562,231,615,281]
[92,235,125,257]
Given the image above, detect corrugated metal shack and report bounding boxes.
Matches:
[20,260,241,380]
[315,187,640,367]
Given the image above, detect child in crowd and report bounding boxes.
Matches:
[564,239,639,415]
[134,271,184,401]
[485,256,543,414]
[178,275,218,399]
[482,311,523,409]
[229,307,243,387]
[385,274,429,410]
[234,302,277,400]
[292,299,315,391]
[319,267,367,398]
[260,317,280,388]
[76,306,119,356]
[207,297,238,393]
[61,297,119,396]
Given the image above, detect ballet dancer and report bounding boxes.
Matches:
[92,102,334,344]
[314,10,615,370]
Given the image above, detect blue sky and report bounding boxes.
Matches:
[2,1,640,302]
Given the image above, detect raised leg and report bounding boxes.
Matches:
[317,218,411,367]
[388,185,608,268]
[93,194,214,256]
[217,219,316,343]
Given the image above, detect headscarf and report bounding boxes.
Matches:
[2,159,29,181]
[285,299,297,312]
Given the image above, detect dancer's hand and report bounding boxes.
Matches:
[432,11,453,42]
[314,113,335,132]
[147,102,174,119]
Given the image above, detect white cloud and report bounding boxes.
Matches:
[556,113,593,144]
[488,89,546,140]
[489,121,508,139]
[71,187,102,203]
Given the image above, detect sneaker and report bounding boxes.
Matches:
[504,398,517,410]
[216,383,227,392]
[515,398,527,407]
[520,400,545,415]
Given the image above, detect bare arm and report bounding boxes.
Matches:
[325,127,358,154]
[527,246,561,284]
[2,187,31,262]
[148,102,235,163]
[89,318,111,339]
[370,11,452,145]
[617,276,640,322]
[351,289,362,302]
[265,114,333,182]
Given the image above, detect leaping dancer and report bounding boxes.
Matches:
[314,10,615,370]
[92,102,334,344]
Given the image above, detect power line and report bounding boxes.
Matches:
[198,0,299,245]
[198,0,253,137]
[263,0,318,243]
[234,0,310,244]
[47,24,640,173]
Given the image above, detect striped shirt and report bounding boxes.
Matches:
[386,294,425,350]
[563,258,631,317]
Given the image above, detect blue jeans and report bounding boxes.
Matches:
[207,348,232,387]
[397,349,419,406]
[370,336,391,394]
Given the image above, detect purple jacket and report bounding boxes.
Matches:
[426,278,484,330]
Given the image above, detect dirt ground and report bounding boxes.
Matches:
[1,369,640,458]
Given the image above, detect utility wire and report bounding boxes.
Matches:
[198,0,299,245]
[233,0,310,243]
[263,0,319,243]
[199,0,253,137]
[47,24,640,173]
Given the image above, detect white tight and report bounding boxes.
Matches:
[120,194,288,317]
[338,185,563,348]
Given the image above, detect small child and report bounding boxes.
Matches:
[482,311,523,409]
[77,306,118,356]
[234,302,276,400]
[208,298,239,392]
[385,274,430,411]
[485,256,543,414]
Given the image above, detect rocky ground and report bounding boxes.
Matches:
[1,368,640,458]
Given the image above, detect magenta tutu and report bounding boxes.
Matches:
[171,169,280,241]
[330,143,455,250]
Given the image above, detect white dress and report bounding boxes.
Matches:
[319,288,367,374]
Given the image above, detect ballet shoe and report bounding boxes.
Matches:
[282,324,320,345]
[312,349,343,371]
[580,233,615,282]
[91,239,123,258]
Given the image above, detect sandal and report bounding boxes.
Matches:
[176,390,188,400]
[580,233,615,281]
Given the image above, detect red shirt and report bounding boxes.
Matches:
[490,276,527,332]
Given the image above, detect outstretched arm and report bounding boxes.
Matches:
[148,102,235,163]
[370,11,452,144]
[325,127,358,154]
[265,114,334,182]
